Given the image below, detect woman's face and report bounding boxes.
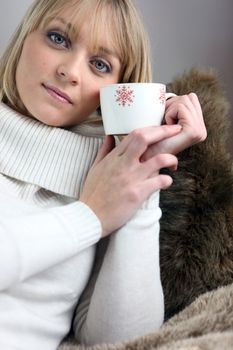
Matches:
[16,8,121,127]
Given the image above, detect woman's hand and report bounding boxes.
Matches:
[80,125,181,237]
[141,93,207,161]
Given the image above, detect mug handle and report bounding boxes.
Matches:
[165,92,177,100]
[162,93,177,125]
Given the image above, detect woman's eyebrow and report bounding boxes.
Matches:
[97,47,120,60]
[55,17,74,31]
[56,17,70,25]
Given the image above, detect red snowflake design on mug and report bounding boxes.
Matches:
[115,86,135,107]
[159,86,166,105]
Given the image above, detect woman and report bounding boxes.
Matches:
[0,0,206,349]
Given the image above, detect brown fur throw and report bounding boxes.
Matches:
[60,282,233,350]
[60,68,233,350]
[160,68,233,320]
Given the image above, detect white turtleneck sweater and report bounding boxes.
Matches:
[0,103,164,350]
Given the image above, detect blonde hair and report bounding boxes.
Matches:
[0,0,152,115]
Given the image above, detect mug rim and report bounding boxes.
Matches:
[100,82,165,91]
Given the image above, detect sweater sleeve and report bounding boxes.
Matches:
[73,191,164,345]
[0,202,101,291]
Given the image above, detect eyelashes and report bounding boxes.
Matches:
[90,58,111,73]
[47,31,71,48]
[46,29,112,74]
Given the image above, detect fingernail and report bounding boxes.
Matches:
[171,124,182,131]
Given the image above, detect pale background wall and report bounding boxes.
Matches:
[1,0,233,151]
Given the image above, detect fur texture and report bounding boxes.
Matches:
[60,283,233,349]
[160,68,233,319]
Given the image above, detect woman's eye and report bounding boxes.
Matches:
[91,59,111,73]
[47,31,70,48]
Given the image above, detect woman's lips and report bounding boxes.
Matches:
[42,83,73,104]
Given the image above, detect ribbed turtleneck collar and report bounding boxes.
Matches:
[0,103,104,198]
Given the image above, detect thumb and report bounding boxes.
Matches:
[93,135,115,165]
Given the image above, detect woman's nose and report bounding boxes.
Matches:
[56,57,81,86]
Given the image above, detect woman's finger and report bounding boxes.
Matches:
[116,124,182,159]
[93,135,115,166]
[142,174,174,196]
[165,95,196,124]
[142,153,178,178]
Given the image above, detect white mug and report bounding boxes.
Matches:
[100,83,176,135]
